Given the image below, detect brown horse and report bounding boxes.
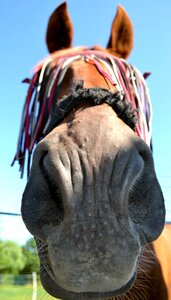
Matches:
[14,3,171,300]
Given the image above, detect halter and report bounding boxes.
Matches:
[12,48,152,177]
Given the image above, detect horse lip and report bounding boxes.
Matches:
[40,265,136,300]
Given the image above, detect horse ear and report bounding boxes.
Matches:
[106,5,133,59]
[46,2,73,53]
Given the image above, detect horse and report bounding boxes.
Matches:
[13,2,171,300]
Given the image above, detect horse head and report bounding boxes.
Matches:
[16,3,165,299]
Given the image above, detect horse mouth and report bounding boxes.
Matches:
[40,263,136,300]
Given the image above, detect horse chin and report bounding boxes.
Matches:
[40,264,136,300]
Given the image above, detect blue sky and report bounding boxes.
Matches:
[0,0,170,244]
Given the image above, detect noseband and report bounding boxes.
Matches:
[12,48,152,177]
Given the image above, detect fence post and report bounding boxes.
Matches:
[32,272,37,300]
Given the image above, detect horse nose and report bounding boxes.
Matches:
[22,122,164,246]
[27,130,144,222]
[26,131,164,294]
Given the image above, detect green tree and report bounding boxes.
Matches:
[0,240,25,274]
[21,238,40,274]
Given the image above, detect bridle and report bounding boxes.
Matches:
[12,48,152,177]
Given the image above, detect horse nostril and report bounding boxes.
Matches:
[39,153,64,219]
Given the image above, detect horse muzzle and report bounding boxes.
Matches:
[21,109,165,297]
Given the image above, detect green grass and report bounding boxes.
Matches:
[0,284,59,300]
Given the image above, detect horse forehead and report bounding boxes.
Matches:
[67,59,116,90]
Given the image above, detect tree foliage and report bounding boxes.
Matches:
[21,238,40,274]
[0,240,25,274]
[0,238,40,274]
